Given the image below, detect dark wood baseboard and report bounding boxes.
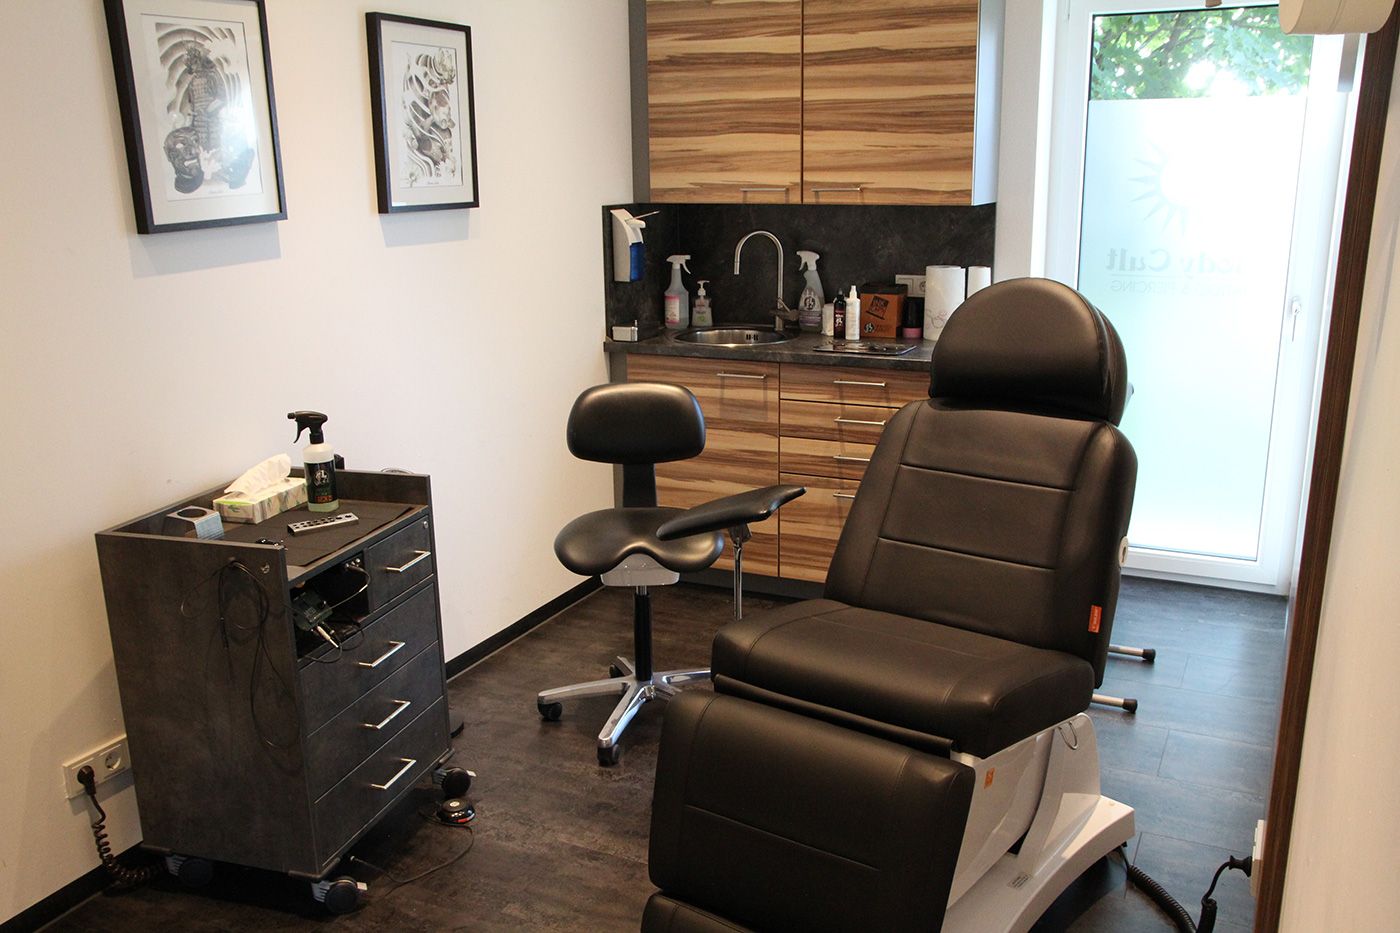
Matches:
[1,863,112,933]
[445,578,602,680]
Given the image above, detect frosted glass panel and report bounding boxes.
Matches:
[1077,95,1306,560]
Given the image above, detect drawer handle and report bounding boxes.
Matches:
[357,641,407,669]
[739,186,788,192]
[810,186,863,193]
[370,757,418,791]
[833,455,871,464]
[716,372,768,380]
[834,417,888,427]
[833,492,857,501]
[363,698,412,731]
[833,379,887,388]
[385,550,431,573]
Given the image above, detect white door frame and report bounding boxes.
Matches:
[1044,1,1354,593]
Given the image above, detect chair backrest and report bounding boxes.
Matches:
[567,382,706,508]
[825,278,1137,682]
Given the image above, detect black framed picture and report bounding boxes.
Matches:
[103,0,286,234]
[367,13,479,213]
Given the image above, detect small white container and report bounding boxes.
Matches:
[821,302,835,336]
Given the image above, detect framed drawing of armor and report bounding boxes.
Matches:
[367,13,479,213]
[104,0,286,233]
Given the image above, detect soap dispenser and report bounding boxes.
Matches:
[796,251,825,332]
[692,279,713,327]
[664,255,691,330]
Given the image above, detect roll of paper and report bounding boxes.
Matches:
[966,266,992,298]
[924,266,966,339]
[1280,0,1391,35]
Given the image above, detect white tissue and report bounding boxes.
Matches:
[966,266,992,297]
[225,454,292,497]
[924,266,967,340]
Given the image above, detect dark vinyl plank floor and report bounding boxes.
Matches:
[43,577,1284,933]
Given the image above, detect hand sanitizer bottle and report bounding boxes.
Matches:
[692,279,713,327]
[844,285,862,341]
[664,255,691,330]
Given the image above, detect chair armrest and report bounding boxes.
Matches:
[655,485,806,541]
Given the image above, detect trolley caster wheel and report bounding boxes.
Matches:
[538,700,563,722]
[1141,648,1157,664]
[311,876,365,915]
[434,766,473,799]
[609,664,625,679]
[597,744,623,767]
[1123,698,1139,714]
[164,854,214,888]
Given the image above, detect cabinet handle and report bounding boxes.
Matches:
[357,640,407,669]
[370,757,418,791]
[739,186,788,192]
[833,492,857,501]
[715,372,768,380]
[833,379,887,388]
[833,455,871,464]
[834,417,888,427]
[385,550,431,573]
[810,186,863,194]
[362,698,412,731]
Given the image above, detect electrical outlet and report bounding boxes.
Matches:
[895,274,928,298]
[62,737,131,799]
[1251,819,1266,898]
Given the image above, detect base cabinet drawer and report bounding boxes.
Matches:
[367,518,435,610]
[313,697,448,866]
[780,436,875,482]
[781,363,928,408]
[779,472,859,583]
[301,583,439,727]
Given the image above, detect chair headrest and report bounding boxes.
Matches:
[929,278,1128,424]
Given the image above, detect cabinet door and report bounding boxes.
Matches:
[627,355,781,575]
[802,0,980,205]
[646,0,802,203]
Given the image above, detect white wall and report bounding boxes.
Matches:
[1278,55,1400,932]
[0,0,630,920]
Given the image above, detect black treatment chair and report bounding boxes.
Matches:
[537,382,803,765]
[643,278,1139,933]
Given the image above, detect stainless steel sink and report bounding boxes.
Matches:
[671,327,792,347]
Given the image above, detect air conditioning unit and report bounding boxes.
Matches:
[1280,0,1395,33]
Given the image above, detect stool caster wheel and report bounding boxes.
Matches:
[597,744,622,767]
[1141,648,1157,664]
[434,766,472,799]
[609,664,625,679]
[164,854,213,887]
[1123,698,1139,714]
[311,876,365,914]
[538,701,562,722]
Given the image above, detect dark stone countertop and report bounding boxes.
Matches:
[603,331,936,372]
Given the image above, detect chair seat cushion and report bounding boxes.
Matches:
[712,599,1093,759]
[554,508,724,577]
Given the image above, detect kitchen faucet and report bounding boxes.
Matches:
[733,230,797,332]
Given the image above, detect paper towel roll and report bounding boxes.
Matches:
[925,266,966,339]
[966,266,992,297]
[1280,0,1392,35]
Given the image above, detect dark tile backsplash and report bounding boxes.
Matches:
[602,202,995,336]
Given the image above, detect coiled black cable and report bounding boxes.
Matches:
[1123,857,1197,931]
[78,767,161,888]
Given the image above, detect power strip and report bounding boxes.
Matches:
[1251,820,1266,898]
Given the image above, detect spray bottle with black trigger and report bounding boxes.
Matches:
[288,411,338,512]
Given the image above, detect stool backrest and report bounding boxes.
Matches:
[825,279,1137,682]
[567,382,706,508]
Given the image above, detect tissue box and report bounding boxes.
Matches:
[214,477,308,524]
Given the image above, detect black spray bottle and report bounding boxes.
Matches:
[288,411,338,512]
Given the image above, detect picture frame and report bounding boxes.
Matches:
[367,13,479,213]
[103,0,287,234]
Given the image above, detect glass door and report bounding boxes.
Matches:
[1047,3,1353,591]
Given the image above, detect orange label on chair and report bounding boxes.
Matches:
[985,768,995,788]
[1088,605,1103,634]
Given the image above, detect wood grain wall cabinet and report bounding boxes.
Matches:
[803,0,981,205]
[644,0,803,203]
[626,355,782,575]
[635,0,1001,205]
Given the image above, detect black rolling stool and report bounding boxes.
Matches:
[537,382,802,765]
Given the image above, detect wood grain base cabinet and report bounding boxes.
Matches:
[94,471,452,881]
[625,357,927,582]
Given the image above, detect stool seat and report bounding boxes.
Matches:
[713,600,1093,759]
[554,507,725,577]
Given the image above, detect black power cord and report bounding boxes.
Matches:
[77,766,161,888]
[1119,848,1254,932]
